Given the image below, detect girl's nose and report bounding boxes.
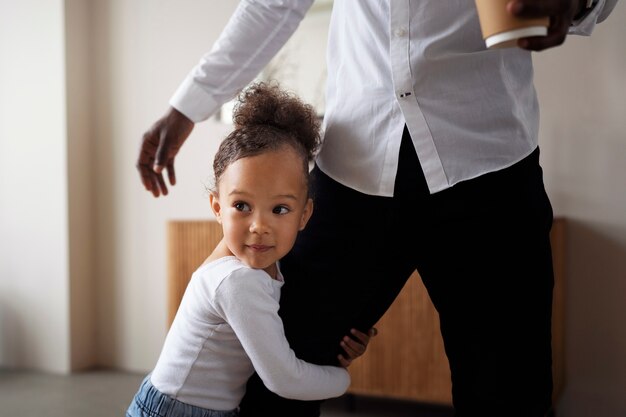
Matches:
[249,215,269,234]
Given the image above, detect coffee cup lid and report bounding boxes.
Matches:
[486,26,548,48]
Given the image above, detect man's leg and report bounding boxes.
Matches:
[414,148,555,416]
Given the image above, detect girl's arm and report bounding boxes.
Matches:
[214,268,350,400]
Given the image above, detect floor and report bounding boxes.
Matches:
[0,369,454,417]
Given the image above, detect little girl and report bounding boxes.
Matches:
[126,82,374,417]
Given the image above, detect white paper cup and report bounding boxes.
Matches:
[475,0,549,49]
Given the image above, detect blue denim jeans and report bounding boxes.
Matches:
[126,375,239,417]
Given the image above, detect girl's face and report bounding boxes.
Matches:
[210,146,313,278]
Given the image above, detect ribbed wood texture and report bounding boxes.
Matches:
[167,218,565,405]
[347,270,452,403]
[167,220,223,327]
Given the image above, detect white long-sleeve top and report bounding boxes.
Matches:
[170,0,618,195]
[150,256,350,411]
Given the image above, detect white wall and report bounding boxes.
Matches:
[0,0,70,373]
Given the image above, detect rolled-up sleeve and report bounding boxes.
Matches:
[170,0,315,123]
[569,0,619,36]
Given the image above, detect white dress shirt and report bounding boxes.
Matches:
[170,0,617,195]
[150,257,350,411]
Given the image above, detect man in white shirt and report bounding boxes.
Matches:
[137,1,618,416]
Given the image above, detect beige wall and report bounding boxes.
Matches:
[0,0,624,415]
[0,0,71,373]
[534,9,626,414]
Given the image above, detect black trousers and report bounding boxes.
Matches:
[239,128,555,417]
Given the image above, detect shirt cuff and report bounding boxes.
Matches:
[569,0,605,36]
[169,74,221,123]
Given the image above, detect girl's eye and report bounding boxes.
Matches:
[234,202,251,212]
[273,206,289,215]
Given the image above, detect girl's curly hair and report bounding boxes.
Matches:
[212,81,321,192]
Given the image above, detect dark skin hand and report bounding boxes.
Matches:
[337,327,378,368]
[508,0,587,51]
[137,107,194,197]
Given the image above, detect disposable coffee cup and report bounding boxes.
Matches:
[475,0,549,49]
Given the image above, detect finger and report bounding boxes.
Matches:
[508,0,566,18]
[166,161,176,186]
[146,174,160,197]
[518,32,567,51]
[155,171,169,196]
[137,162,154,192]
[341,338,361,359]
[349,328,371,345]
[137,140,157,189]
[350,327,378,344]
[147,170,162,197]
[340,340,358,359]
[154,131,172,173]
[343,336,365,354]
[337,354,351,368]
[137,159,161,197]
[518,18,569,51]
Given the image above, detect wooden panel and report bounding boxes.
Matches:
[167,220,223,326]
[347,271,452,403]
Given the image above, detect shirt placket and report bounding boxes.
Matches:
[389,0,448,193]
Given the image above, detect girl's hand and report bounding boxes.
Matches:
[337,327,378,368]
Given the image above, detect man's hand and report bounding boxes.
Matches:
[337,327,378,368]
[508,0,586,51]
[137,107,195,197]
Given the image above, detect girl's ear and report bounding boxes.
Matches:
[209,192,222,224]
[299,198,314,231]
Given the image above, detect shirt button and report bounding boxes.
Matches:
[394,27,407,37]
